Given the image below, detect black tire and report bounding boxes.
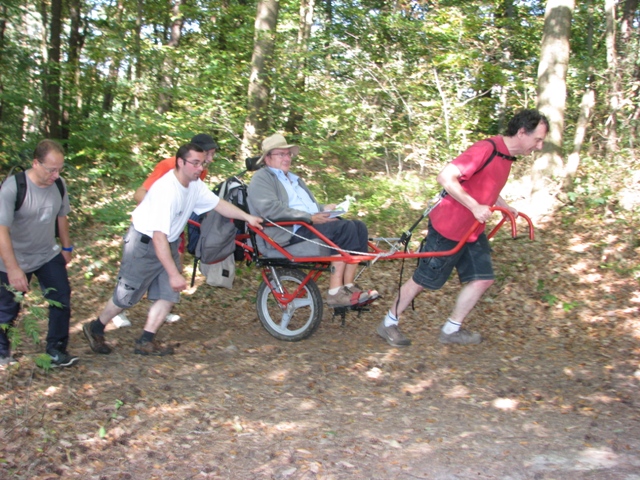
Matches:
[256,268,324,341]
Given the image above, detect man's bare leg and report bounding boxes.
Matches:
[377,277,423,346]
[143,299,174,334]
[98,298,124,326]
[439,279,493,345]
[448,279,494,324]
[389,277,425,318]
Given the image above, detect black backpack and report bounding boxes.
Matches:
[1,166,65,211]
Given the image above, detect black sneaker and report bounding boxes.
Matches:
[83,321,112,354]
[47,348,79,368]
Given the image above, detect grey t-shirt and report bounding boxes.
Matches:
[0,173,71,273]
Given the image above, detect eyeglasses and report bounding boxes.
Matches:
[38,162,65,174]
[182,158,205,168]
[269,151,292,158]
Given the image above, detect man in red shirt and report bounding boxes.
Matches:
[377,110,549,347]
[114,134,218,328]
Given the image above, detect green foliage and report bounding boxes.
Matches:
[1,285,61,370]
[536,279,558,307]
[0,0,637,271]
[99,399,125,439]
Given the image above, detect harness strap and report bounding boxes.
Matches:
[13,170,65,211]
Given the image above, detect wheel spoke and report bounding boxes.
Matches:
[290,297,312,309]
[256,268,324,341]
[279,312,292,329]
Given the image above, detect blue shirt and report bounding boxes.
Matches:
[269,167,318,232]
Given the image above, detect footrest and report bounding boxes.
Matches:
[331,301,377,326]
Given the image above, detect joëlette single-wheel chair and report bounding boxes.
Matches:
[227,204,534,342]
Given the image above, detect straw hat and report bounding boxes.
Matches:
[258,134,300,163]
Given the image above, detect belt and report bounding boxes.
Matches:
[140,234,151,244]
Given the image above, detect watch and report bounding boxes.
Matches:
[62,245,74,252]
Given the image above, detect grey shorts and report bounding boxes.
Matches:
[111,225,181,309]
[412,223,494,290]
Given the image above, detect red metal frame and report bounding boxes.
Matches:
[195,207,534,310]
[260,268,324,309]
[244,206,534,265]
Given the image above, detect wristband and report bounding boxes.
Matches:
[62,245,74,252]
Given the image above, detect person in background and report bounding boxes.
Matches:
[0,140,78,367]
[376,109,549,347]
[112,133,218,328]
[83,143,262,356]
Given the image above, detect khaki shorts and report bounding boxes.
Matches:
[111,225,181,309]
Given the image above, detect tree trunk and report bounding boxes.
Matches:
[324,0,333,69]
[564,0,595,190]
[157,0,184,114]
[604,0,621,155]
[620,0,638,46]
[241,0,279,158]
[285,0,315,134]
[529,0,574,214]
[103,0,125,113]
[61,0,84,141]
[43,0,62,139]
[133,0,143,113]
[618,0,638,143]
[497,0,516,132]
[0,5,6,135]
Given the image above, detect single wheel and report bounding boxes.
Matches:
[256,268,324,341]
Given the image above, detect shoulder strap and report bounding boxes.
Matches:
[12,171,66,211]
[1,166,26,210]
[438,139,517,200]
[54,177,65,200]
[14,171,28,211]
[475,139,517,176]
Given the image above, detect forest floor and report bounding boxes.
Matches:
[2,207,640,480]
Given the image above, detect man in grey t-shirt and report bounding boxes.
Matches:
[0,140,78,367]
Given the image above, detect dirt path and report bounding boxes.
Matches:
[2,216,639,479]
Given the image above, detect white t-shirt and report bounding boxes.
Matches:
[131,169,219,242]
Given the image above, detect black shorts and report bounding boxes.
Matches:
[412,223,494,290]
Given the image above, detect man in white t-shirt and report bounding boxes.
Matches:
[82,143,263,356]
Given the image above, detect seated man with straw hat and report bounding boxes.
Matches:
[247,133,378,308]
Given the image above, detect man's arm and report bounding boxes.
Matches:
[57,216,73,263]
[494,195,518,218]
[133,186,147,205]
[437,163,493,224]
[152,231,186,292]
[0,225,29,292]
[213,199,263,230]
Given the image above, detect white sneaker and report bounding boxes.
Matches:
[165,313,181,323]
[112,312,132,328]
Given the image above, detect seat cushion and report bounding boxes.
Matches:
[257,236,332,258]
